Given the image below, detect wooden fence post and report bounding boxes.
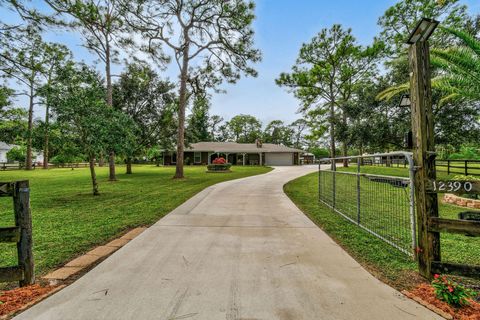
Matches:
[409,38,440,279]
[465,160,468,176]
[13,180,34,286]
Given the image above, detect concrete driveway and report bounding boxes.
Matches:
[15,166,440,320]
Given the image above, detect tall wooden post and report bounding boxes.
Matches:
[13,180,35,286]
[409,39,440,279]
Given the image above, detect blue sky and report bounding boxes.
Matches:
[2,0,480,125]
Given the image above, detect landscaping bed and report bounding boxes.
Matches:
[0,284,60,318]
[404,284,480,320]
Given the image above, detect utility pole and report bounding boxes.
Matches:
[407,18,440,279]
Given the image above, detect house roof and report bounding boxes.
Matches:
[0,141,18,151]
[184,142,304,153]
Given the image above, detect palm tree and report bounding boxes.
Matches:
[377,27,480,105]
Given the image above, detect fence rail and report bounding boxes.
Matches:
[435,159,480,176]
[0,180,34,286]
[319,152,416,256]
[356,157,480,176]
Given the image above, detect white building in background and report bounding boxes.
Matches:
[0,141,18,162]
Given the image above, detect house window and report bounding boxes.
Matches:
[171,153,176,164]
[194,152,201,164]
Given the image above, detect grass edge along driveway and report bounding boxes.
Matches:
[284,167,480,290]
[0,165,272,280]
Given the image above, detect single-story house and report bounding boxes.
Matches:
[163,141,304,166]
[0,141,18,163]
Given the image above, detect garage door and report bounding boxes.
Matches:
[265,153,293,166]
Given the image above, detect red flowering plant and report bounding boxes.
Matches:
[212,157,227,164]
[431,274,477,307]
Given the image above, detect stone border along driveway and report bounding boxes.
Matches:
[43,227,147,283]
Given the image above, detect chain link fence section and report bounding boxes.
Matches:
[319,152,416,257]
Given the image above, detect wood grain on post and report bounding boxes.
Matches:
[409,40,440,279]
[13,180,35,286]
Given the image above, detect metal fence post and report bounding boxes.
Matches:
[356,158,361,225]
[406,155,417,259]
[332,160,336,209]
[465,160,468,176]
[318,161,321,203]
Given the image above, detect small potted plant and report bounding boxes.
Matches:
[207,157,232,173]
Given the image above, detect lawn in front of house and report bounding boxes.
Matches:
[284,165,480,289]
[0,165,272,278]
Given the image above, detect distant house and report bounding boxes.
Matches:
[0,141,45,164]
[163,140,304,166]
[0,141,18,163]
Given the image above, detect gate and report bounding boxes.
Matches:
[319,152,416,256]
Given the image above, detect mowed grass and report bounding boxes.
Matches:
[0,165,272,277]
[284,165,480,288]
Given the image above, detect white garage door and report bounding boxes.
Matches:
[265,153,293,166]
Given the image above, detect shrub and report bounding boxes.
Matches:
[448,146,480,160]
[207,163,232,172]
[6,146,26,162]
[50,154,84,165]
[432,274,477,307]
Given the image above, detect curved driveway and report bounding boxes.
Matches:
[16,166,440,320]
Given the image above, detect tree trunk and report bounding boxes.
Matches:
[329,102,336,170]
[109,152,116,181]
[105,37,116,181]
[342,111,349,167]
[43,103,50,169]
[89,155,99,196]
[99,153,105,167]
[126,158,132,174]
[174,43,190,179]
[26,81,34,170]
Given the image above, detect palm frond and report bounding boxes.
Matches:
[440,26,480,57]
[376,82,409,101]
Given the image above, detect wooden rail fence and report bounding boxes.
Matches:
[435,159,480,176]
[0,181,35,286]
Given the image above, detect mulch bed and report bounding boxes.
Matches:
[0,284,57,317]
[408,283,480,320]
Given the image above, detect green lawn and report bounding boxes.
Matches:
[0,165,272,279]
[284,165,480,289]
